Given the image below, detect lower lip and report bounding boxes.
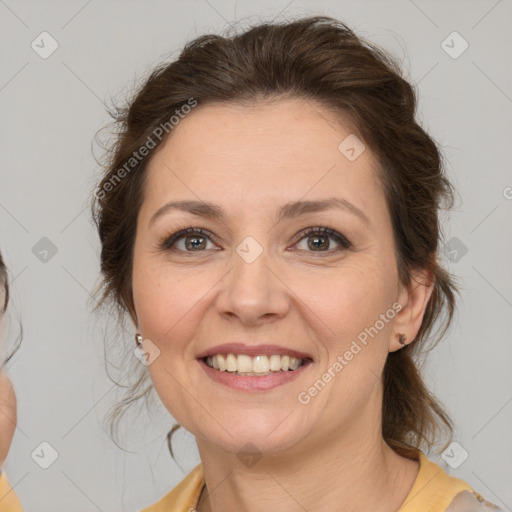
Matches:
[197,358,312,391]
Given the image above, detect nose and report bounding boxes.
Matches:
[215,243,290,325]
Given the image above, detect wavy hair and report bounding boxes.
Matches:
[92,16,458,460]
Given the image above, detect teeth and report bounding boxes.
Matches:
[226,354,237,372]
[204,353,306,373]
[252,355,270,373]
[237,354,252,372]
[269,354,281,371]
[289,357,301,370]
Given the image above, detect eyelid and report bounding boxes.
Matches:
[157,225,352,253]
[290,226,352,251]
[157,227,220,252]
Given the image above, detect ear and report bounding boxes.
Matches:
[389,266,435,352]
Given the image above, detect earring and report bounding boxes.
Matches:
[135,333,143,346]
[397,332,407,346]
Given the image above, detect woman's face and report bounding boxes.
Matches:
[132,98,425,456]
[0,278,16,465]
[0,372,16,464]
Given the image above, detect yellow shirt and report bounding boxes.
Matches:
[0,471,23,511]
[140,451,501,511]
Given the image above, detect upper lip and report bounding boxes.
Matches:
[196,343,313,361]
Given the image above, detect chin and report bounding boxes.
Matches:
[195,417,307,457]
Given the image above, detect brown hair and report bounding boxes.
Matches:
[0,252,8,314]
[92,15,458,460]
[0,250,22,369]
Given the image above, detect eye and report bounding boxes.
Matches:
[158,225,352,255]
[158,227,218,253]
[293,226,352,254]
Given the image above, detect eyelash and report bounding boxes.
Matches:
[157,226,352,256]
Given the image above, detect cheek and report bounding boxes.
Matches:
[0,379,16,462]
[293,266,395,418]
[133,269,183,346]
[131,255,214,357]
[299,261,395,337]
[291,259,397,399]
[131,260,203,423]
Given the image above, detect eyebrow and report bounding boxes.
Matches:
[149,197,370,227]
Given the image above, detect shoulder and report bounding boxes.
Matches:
[446,490,504,511]
[137,454,503,512]
[399,451,502,512]
[139,463,204,512]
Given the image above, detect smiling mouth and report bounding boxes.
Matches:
[202,353,312,376]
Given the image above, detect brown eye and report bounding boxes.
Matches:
[295,227,351,254]
[160,228,217,252]
[183,235,207,251]
[307,235,329,250]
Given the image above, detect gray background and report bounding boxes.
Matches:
[1,0,511,510]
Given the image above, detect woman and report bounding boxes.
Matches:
[93,16,502,512]
[0,251,23,510]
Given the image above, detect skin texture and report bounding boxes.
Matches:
[1,286,17,469]
[0,372,16,467]
[131,98,434,511]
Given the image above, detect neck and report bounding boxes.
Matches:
[195,422,419,512]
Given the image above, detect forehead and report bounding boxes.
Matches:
[142,98,385,220]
